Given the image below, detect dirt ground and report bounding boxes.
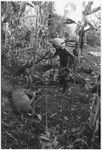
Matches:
[1,46,100,149]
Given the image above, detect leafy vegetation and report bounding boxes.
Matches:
[1,1,100,149]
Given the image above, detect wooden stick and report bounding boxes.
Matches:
[35,51,50,64]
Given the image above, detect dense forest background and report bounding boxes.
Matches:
[1,1,101,149]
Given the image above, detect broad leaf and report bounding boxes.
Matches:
[63,18,76,24]
[3,15,10,23]
[11,2,18,13]
[25,2,35,8]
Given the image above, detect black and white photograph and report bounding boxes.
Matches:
[1,0,101,149]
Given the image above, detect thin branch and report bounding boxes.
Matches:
[88,7,101,16]
[6,131,18,143]
[35,51,50,64]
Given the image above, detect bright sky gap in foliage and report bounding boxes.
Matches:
[54,0,101,21]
